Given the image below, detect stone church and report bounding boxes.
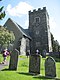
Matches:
[4,7,52,55]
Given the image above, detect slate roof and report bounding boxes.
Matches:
[4,18,31,40]
[16,23,31,40]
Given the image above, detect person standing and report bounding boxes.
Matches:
[1,49,10,64]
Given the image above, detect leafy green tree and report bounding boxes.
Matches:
[51,33,54,51]
[0,26,15,49]
[51,33,60,52]
[0,0,6,20]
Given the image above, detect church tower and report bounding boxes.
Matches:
[29,7,52,54]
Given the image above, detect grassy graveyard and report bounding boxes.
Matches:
[0,54,60,80]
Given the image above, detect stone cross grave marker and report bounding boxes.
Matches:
[29,54,40,74]
[45,56,56,77]
[9,49,19,70]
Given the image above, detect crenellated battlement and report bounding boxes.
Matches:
[29,7,46,14]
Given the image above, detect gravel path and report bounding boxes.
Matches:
[0,57,25,71]
[0,61,9,70]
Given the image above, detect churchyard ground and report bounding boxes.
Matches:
[0,54,60,80]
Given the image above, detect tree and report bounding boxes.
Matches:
[0,26,15,49]
[53,40,60,52]
[0,0,6,20]
[51,33,54,51]
[51,33,60,52]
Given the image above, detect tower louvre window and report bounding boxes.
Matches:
[35,17,40,23]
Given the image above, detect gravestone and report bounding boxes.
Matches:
[29,54,40,74]
[9,49,19,70]
[45,57,56,77]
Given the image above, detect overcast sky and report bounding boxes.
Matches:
[0,0,60,44]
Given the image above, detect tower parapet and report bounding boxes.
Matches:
[29,7,46,14]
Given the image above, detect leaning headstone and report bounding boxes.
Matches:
[9,49,19,70]
[45,57,56,77]
[29,54,40,74]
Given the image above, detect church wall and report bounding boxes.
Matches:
[4,18,23,49]
[20,37,26,55]
[4,18,30,55]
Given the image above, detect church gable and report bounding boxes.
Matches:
[4,18,31,55]
[4,18,31,39]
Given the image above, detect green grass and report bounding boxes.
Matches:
[0,54,3,62]
[0,54,60,80]
[56,62,60,78]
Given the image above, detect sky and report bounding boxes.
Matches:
[0,0,60,44]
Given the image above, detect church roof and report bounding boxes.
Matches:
[4,18,31,40]
[16,23,31,39]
